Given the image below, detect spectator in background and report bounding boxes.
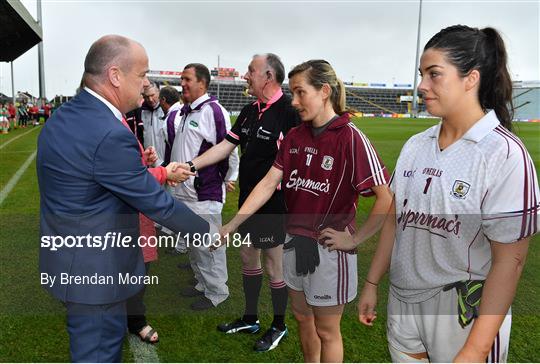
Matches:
[141,82,166,166]
[27,103,37,125]
[17,101,28,128]
[159,86,182,165]
[44,103,52,123]
[8,102,16,129]
[125,107,145,145]
[0,103,9,134]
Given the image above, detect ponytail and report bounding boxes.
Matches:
[424,25,514,131]
[479,28,514,131]
[332,78,348,116]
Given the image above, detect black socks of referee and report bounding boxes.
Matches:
[270,281,288,332]
[242,268,263,325]
[242,268,288,332]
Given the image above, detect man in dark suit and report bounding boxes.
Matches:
[37,35,215,362]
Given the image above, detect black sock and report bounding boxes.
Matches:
[242,267,263,324]
[270,281,288,331]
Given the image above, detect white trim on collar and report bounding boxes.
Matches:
[84,87,123,121]
[165,101,182,118]
[428,110,499,143]
[461,110,500,142]
[189,93,210,110]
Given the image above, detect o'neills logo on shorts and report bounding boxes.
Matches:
[397,199,461,238]
[285,169,330,196]
[314,294,331,300]
[259,236,275,244]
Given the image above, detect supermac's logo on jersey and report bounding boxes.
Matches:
[285,169,330,196]
[451,180,470,199]
[321,156,334,171]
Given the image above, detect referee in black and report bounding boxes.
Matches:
[183,53,299,352]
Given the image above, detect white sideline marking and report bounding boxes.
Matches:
[0,151,37,206]
[0,126,41,150]
[0,150,36,154]
[127,333,160,363]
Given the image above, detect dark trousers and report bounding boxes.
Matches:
[66,300,127,363]
[126,262,150,333]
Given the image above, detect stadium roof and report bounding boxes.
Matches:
[0,0,42,62]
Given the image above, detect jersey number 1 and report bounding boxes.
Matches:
[423,177,432,194]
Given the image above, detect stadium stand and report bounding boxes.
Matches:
[134,76,540,119]
[202,80,425,115]
[512,86,540,121]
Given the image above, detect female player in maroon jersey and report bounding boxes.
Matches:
[359,25,539,362]
[219,60,392,362]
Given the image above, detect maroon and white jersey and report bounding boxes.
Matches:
[389,110,539,303]
[273,113,389,239]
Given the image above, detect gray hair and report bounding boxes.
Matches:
[144,81,159,93]
[254,53,285,85]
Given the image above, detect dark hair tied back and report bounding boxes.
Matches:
[424,25,514,131]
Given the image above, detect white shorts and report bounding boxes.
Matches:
[387,288,511,363]
[283,234,357,306]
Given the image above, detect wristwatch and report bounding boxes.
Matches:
[186,160,197,173]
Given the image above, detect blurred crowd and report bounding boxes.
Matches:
[0,99,53,134]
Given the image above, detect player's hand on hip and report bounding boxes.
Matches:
[358,283,378,326]
[319,227,356,252]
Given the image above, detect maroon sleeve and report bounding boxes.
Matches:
[349,126,389,197]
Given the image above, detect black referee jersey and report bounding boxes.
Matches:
[225,93,300,193]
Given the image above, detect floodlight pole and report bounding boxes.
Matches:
[11,62,15,105]
[411,0,423,117]
[217,55,220,100]
[37,0,46,101]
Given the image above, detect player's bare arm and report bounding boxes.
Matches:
[454,237,530,362]
[191,139,237,171]
[215,166,283,248]
[357,197,397,326]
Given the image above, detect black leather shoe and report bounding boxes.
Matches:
[177,262,192,270]
[190,297,214,311]
[180,286,203,297]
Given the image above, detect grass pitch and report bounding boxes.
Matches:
[0,118,538,362]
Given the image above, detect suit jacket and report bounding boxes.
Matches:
[37,89,210,304]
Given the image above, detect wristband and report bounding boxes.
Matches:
[365,278,378,287]
[186,160,197,173]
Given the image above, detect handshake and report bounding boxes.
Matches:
[142,147,194,187]
[164,162,194,187]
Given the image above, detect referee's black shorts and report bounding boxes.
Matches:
[237,190,286,249]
